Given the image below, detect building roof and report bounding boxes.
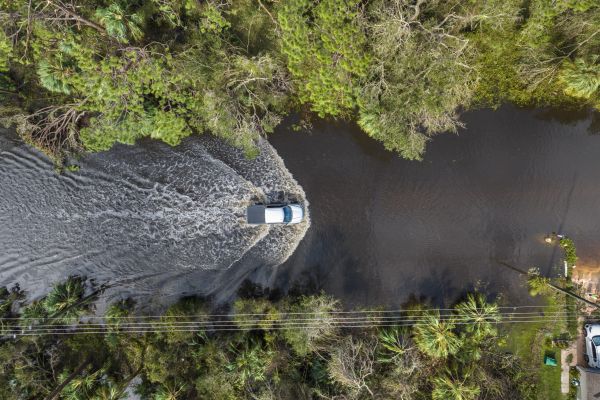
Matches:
[577,366,600,399]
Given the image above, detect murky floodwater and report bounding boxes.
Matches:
[1,105,599,309]
[0,133,309,309]
[265,105,600,307]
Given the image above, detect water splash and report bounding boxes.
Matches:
[0,131,310,307]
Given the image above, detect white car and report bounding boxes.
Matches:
[247,204,304,225]
[584,324,600,368]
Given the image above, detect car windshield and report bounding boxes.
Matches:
[593,336,600,347]
[283,206,292,223]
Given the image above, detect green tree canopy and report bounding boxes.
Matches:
[277,0,370,118]
[0,278,537,399]
[0,0,598,165]
[413,311,462,359]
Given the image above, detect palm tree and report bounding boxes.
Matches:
[37,59,74,94]
[229,340,271,387]
[0,285,24,317]
[153,381,187,400]
[93,382,125,400]
[527,268,551,297]
[43,276,85,317]
[1,286,24,333]
[105,298,136,333]
[413,311,461,359]
[378,326,411,362]
[61,367,103,400]
[559,56,600,99]
[454,293,500,341]
[19,301,48,324]
[43,356,94,400]
[95,3,144,43]
[432,374,480,400]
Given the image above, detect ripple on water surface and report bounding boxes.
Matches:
[0,133,310,308]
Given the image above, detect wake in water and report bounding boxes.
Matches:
[0,130,310,308]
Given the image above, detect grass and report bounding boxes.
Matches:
[502,238,582,399]
[538,350,563,400]
[502,294,568,400]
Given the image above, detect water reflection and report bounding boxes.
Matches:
[267,105,600,307]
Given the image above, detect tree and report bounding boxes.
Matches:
[510,0,600,105]
[0,280,538,400]
[454,293,500,341]
[559,57,600,100]
[153,381,187,400]
[527,268,552,297]
[95,3,144,43]
[43,275,86,318]
[277,0,370,118]
[432,374,480,400]
[560,237,579,266]
[358,0,477,160]
[378,326,410,359]
[232,298,281,330]
[326,336,375,397]
[413,311,461,359]
[0,285,24,336]
[2,0,599,165]
[228,340,274,389]
[58,367,104,399]
[0,29,11,72]
[0,0,288,164]
[280,295,340,356]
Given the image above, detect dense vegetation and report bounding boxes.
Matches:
[0,277,539,399]
[0,0,599,165]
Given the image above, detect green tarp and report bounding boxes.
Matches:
[544,356,557,366]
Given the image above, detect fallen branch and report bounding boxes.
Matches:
[45,0,106,34]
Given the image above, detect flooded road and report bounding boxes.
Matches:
[1,105,599,309]
[0,133,309,309]
[267,106,600,307]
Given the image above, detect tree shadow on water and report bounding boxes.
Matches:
[416,266,460,307]
[532,107,600,135]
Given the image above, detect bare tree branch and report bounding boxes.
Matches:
[44,0,106,34]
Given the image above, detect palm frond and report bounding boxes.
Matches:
[413,311,462,359]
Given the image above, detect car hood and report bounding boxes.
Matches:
[289,205,304,223]
[588,325,600,337]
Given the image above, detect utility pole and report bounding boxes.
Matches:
[497,260,600,310]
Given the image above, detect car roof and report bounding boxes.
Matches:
[265,207,284,223]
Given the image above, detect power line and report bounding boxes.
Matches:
[9,318,581,336]
[1,304,584,337]
[0,304,574,321]
[4,313,581,336]
[7,311,576,329]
